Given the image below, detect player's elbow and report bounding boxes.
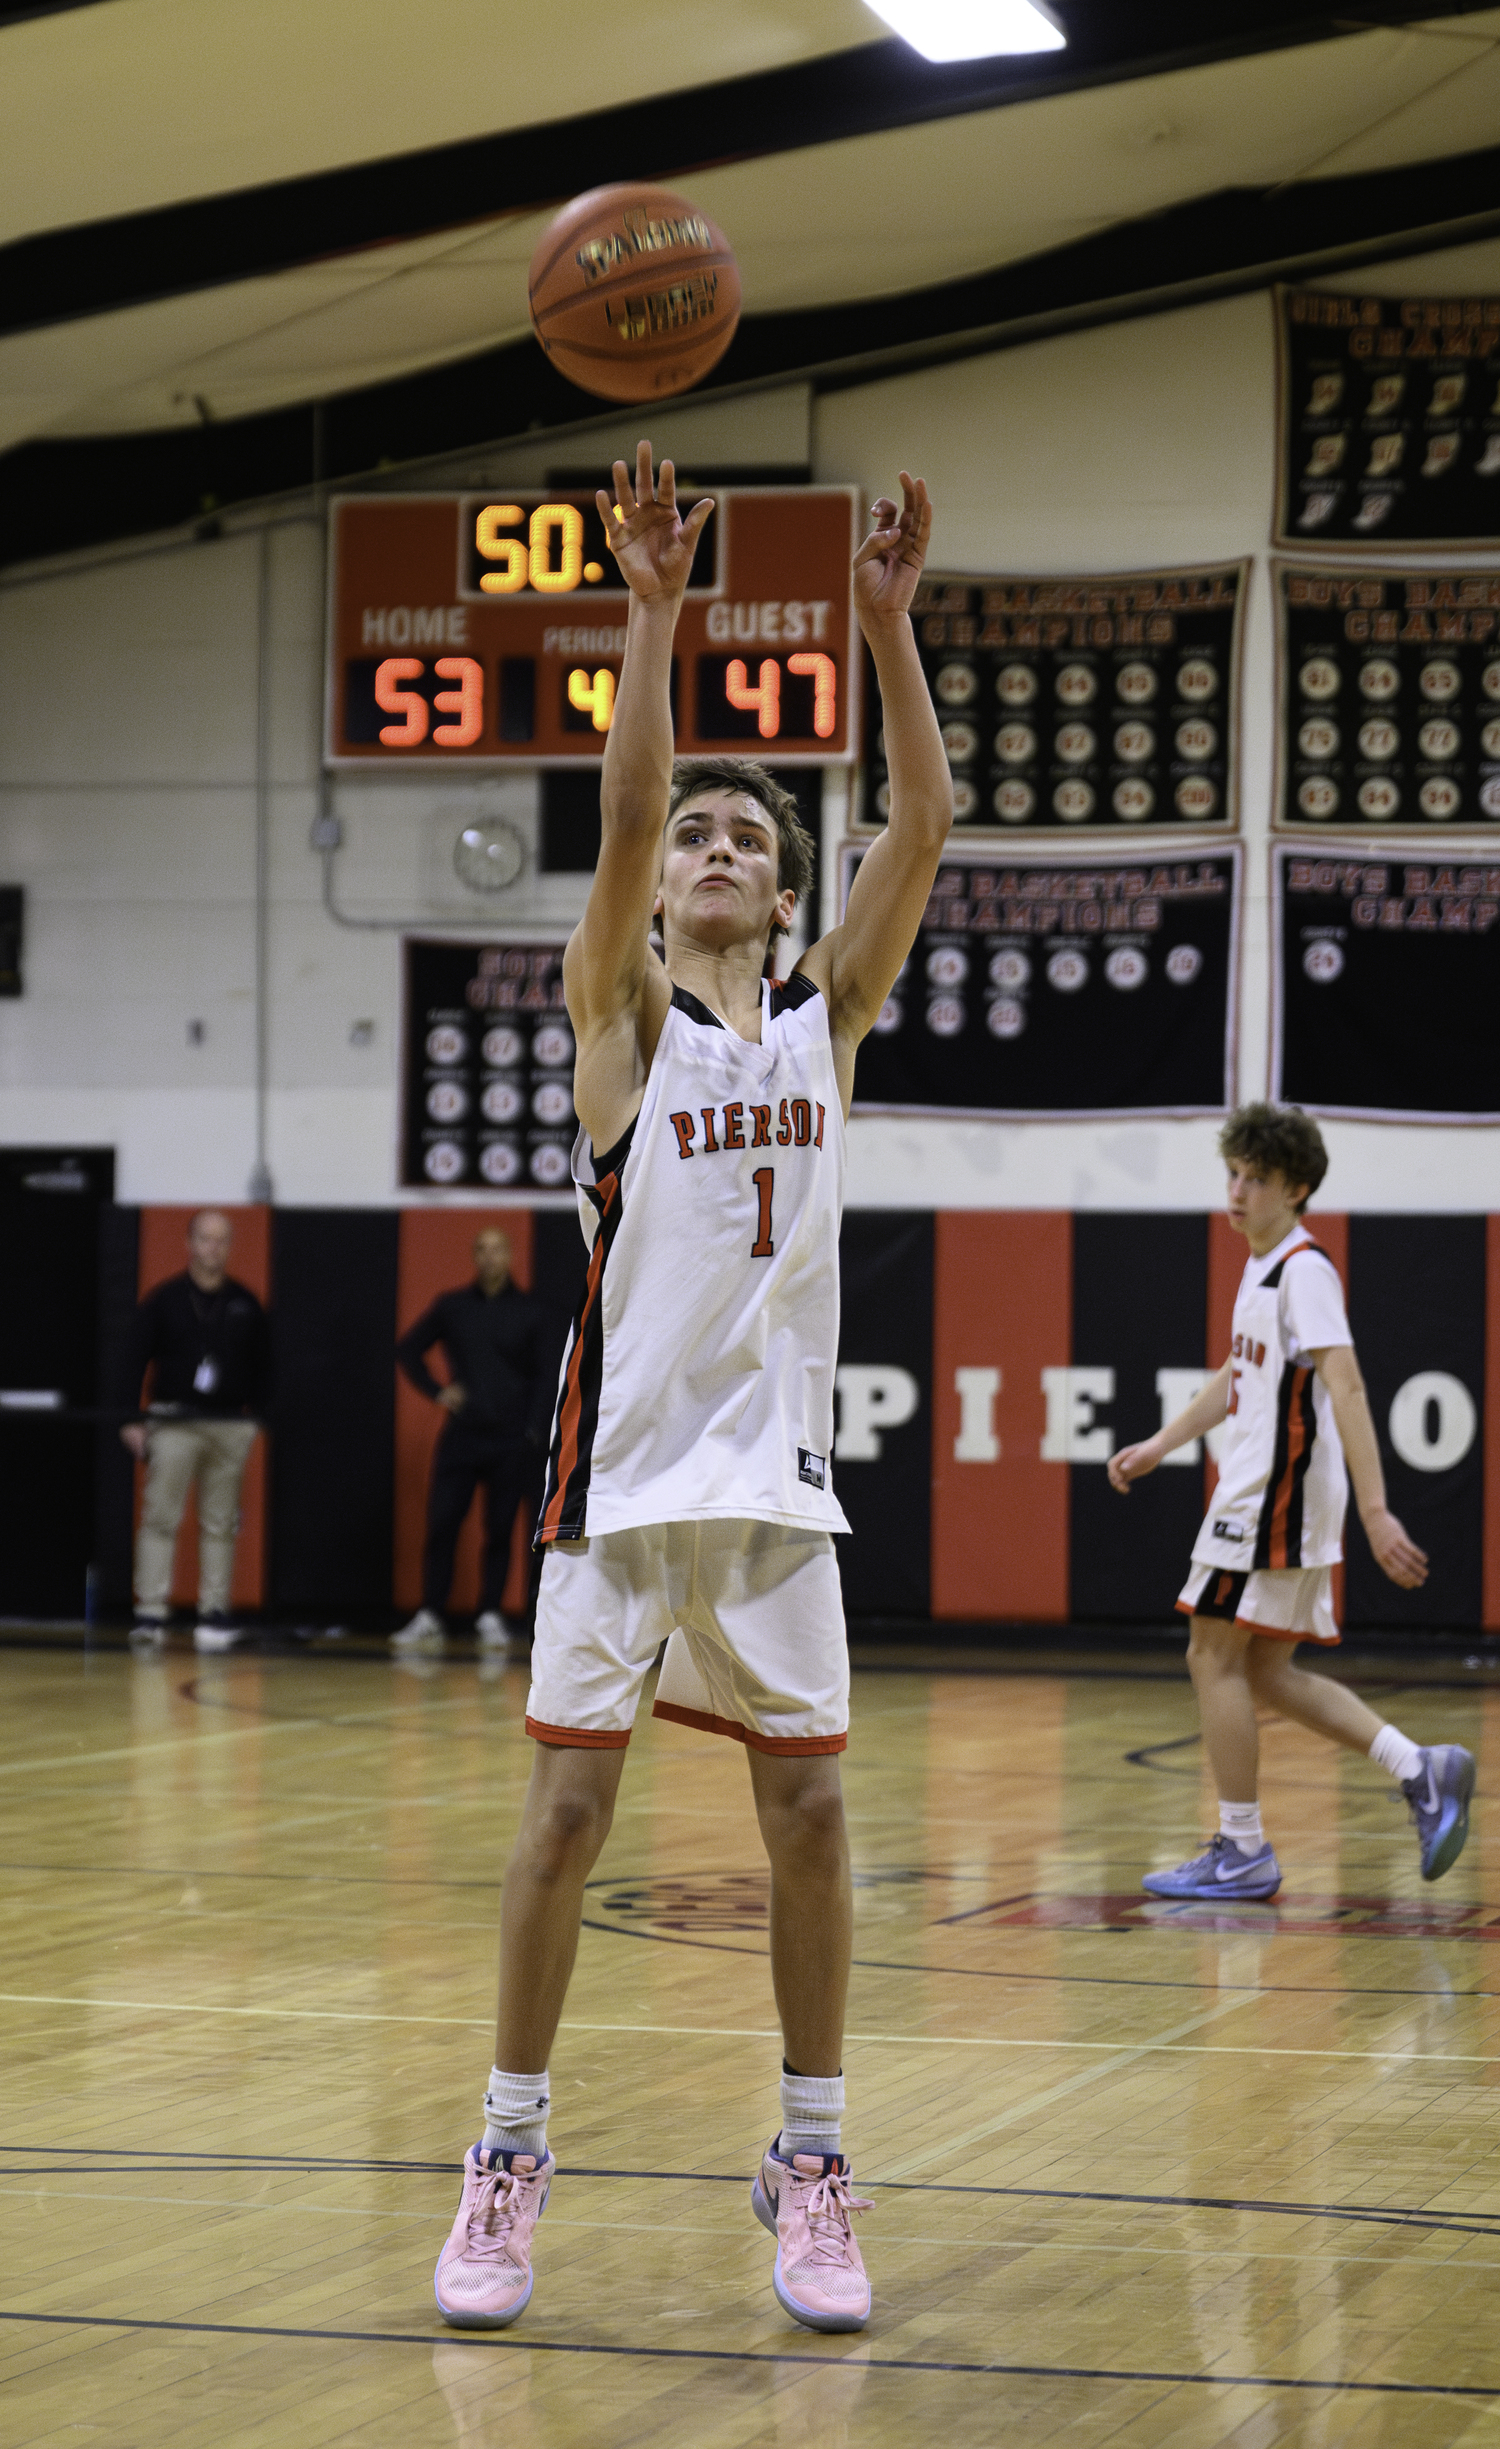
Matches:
[890,785,953,851]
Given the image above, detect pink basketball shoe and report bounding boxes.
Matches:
[434,2143,553,2328]
[751,2141,872,2331]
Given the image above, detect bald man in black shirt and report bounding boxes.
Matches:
[394,1228,553,1657]
[119,1209,269,1654]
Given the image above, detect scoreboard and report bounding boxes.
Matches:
[325,487,859,767]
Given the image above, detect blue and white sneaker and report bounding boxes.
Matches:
[1142,1834,1282,1901]
[1402,1745,1475,1883]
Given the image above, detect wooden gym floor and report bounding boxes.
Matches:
[3,1637,1499,2446]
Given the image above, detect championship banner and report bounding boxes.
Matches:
[1277,564,1500,833]
[862,565,1245,837]
[1276,288,1500,549]
[846,844,1239,1118]
[1272,846,1500,1120]
[401,938,575,1189]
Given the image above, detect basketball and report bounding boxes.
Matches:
[527,183,740,404]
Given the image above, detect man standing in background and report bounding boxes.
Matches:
[120,1209,270,1654]
[394,1228,553,1659]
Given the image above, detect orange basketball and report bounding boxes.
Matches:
[528,183,740,405]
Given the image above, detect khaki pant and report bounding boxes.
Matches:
[135,1418,260,1619]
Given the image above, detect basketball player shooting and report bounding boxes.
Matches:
[433,444,953,2335]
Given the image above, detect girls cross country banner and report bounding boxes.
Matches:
[1276,289,1500,549]
[1277,564,1500,832]
[861,564,1245,836]
[846,844,1239,1118]
[1272,846,1500,1121]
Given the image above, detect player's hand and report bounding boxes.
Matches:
[119,1421,148,1459]
[1363,1504,1429,1589]
[597,442,713,605]
[1107,1438,1163,1494]
[437,1383,467,1414]
[852,472,932,630]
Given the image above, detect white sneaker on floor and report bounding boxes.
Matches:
[392,1607,446,1655]
[130,1619,167,1652]
[475,1611,510,1654]
[193,1614,244,1654]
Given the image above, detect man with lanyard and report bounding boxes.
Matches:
[119,1209,269,1653]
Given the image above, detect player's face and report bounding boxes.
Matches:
[1225,1162,1308,1247]
[658,791,793,950]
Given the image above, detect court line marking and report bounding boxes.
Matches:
[0,1687,504,1779]
[3,1992,1497,2067]
[2,1865,1484,2000]
[6,2153,1498,2242]
[0,2189,1483,2270]
[0,2308,1494,2397]
[879,1995,1259,2177]
[577,1915,1500,1999]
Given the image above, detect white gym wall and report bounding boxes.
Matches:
[0,264,1493,1208]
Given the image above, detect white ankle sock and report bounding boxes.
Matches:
[1219,1802,1264,1855]
[779,2064,843,2159]
[482,2066,550,2157]
[1369,1724,1425,1786]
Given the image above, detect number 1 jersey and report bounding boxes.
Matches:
[537,974,851,1543]
[1191,1225,1353,1574]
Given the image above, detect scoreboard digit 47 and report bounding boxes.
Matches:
[325,487,859,766]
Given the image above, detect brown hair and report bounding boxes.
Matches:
[1217,1102,1329,1211]
[666,758,816,963]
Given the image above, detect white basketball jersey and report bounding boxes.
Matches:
[538,975,851,1542]
[1192,1225,1353,1573]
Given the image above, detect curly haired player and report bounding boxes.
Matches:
[1108,1102,1474,1902]
[433,445,952,2335]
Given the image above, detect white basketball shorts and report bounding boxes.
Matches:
[1178,1561,1339,1646]
[526,1517,849,1756]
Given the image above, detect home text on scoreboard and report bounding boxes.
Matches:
[326,488,860,767]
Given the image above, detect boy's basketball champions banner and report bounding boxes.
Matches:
[1276,564,1500,832]
[1272,846,1500,1120]
[402,938,575,1190]
[845,845,1239,1116]
[1277,288,1500,549]
[863,563,1245,836]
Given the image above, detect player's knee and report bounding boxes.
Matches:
[521,1783,615,1878]
[1186,1619,1243,1675]
[761,1775,847,1865]
[1246,1645,1297,1705]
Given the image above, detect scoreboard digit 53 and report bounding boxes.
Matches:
[325,487,860,767]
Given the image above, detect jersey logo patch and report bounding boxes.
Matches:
[1212,1519,1247,1543]
[797,1448,827,1489]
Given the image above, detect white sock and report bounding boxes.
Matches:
[779,2064,843,2160]
[482,2066,550,2158]
[1219,1801,1264,1855]
[1369,1724,1425,1786]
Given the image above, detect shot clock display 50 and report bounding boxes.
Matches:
[326,488,859,766]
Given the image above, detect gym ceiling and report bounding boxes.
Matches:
[4,0,1500,564]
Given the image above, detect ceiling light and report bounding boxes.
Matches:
[866,0,1065,64]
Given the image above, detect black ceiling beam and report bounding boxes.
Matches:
[9,120,1500,571]
[2,3,1495,341]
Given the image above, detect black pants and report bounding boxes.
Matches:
[422,1425,542,1616]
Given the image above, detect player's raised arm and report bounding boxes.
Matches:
[564,443,713,1045]
[800,476,952,1088]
